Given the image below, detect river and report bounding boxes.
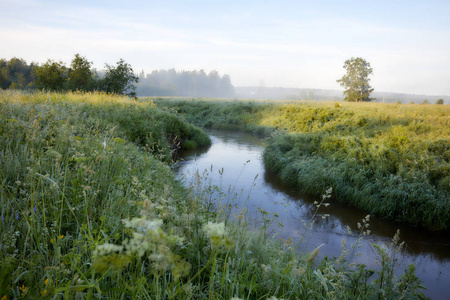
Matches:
[175,129,450,299]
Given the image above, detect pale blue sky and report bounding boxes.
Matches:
[1,0,449,95]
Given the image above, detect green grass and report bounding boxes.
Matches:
[0,91,426,299]
[152,98,449,231]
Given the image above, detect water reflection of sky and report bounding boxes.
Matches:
[176,129,450,300]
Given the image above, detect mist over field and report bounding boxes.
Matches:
[233,86,449,104]
[2,1,450,96]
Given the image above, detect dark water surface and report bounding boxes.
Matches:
[175,129,450,299]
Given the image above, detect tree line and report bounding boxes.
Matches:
[136,69,235,98]
[0,55,139,96]
[1,55,236,98]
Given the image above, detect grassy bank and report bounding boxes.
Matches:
[153,98,449,231]
[1,91,425,299]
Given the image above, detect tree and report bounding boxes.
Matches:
[36,60,67,91]
[68,54,96,91]
[337,57,374,102]
[101,59,138,96]
[0,59,11,89]
[436,99,444,105]
[0,58,37,90]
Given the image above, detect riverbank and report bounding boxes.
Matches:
[153,98,450,231]
[0,91,426,298]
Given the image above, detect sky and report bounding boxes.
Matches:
[1,0,450,95]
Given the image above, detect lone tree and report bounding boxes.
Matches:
[337,57,374,102]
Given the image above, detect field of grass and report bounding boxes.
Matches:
[0,91,426,299]
[153,98,450,231]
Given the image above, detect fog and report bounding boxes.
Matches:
[2,1,450,97]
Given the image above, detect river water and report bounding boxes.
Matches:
[175,129,450,299]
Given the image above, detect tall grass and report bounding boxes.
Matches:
[153,98,449,230]
[0,91,426,298]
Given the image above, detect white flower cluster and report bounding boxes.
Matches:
[93,243,123,257]
[202,222,225,238]
[123,217,163,235]
[202,221,234,250]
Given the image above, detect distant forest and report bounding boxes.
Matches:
[0,57,236,98]
[136,69,235,98]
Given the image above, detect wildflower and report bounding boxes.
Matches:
[50,239,54,244]
[202,222,225,238]
[123,217,162,235]
[19,285,27,295]
[93,243,124,257]
[346,226,352,235]
[1,295,7,300]
[291,266,306,277]
[261,264,272,274]
[41,290,48,296]
[306,246,321,264]
[238,207,245,224]
[44,278,49,285]
[1,215,3,222]
[203,222,233,249]
[16,213,19,220]
[59,235,64,240]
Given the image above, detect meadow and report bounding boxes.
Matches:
[0,91,426,299]
[153,98,450,231]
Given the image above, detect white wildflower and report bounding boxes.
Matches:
[93,243,123,257]
[123,217,163,235]
[202,222,225,238]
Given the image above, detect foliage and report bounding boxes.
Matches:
[436,98,444,105]
[0,57,37,90]
[67,54,97,91]
[154,98,450,231]
[0,91,426,299]
[337,57,374,102]
[35,59,68,91]
[99,58,139,97]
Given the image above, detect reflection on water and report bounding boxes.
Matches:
[175,129,450,299]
